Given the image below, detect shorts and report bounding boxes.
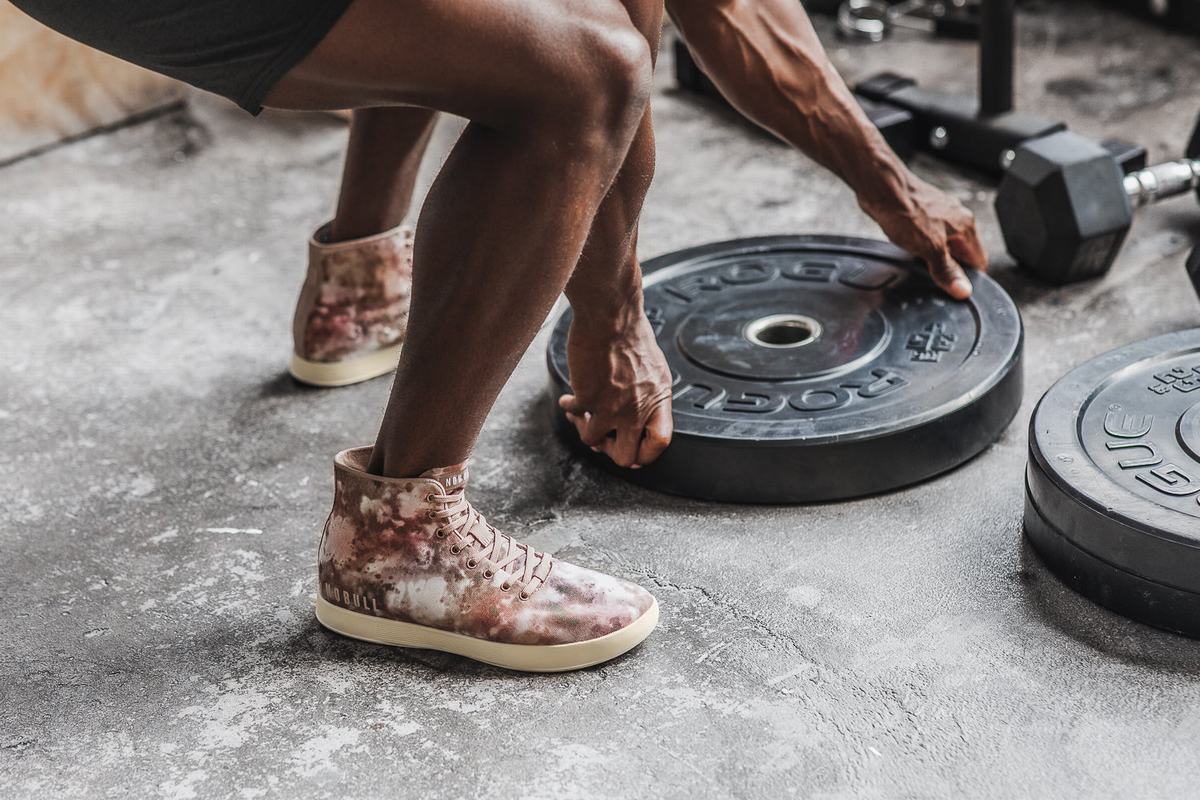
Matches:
[9,0,354,114]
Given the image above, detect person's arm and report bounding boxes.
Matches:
[668,0,986,299]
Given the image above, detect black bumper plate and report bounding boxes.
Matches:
[547,236,1024,503]
[1025,328,1200,636]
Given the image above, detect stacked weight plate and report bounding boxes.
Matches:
[1025,329,1200,637]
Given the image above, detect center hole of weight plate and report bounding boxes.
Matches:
[744,314,822,349]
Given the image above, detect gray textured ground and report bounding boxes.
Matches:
[4,3,1200,797]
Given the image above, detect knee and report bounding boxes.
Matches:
[589,26,654,130]
[557,25,653,153]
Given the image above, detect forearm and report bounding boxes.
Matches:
[565,226,646,334]
[668,0,918,216]
[564,114,655,333]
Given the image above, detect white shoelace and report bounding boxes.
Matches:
[428,488,552,599]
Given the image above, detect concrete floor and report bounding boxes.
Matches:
[4,3,1200,797]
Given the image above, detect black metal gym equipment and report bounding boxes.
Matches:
[856,0,1068,175]
[836,0,981,43]
[1102,0,1200,37]
[1189,245,1200,298]
[995,114,1200,285]
[675,0,1145,176]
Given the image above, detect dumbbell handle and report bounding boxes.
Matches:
[1123,159,1200,208]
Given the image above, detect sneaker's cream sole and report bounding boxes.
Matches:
[315,596,659,672]
[289,343,403,388]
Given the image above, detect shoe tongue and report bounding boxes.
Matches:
[420,463,469,494]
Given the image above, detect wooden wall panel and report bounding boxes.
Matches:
[0,3,186,164]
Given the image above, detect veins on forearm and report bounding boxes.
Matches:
[671,0,916,208]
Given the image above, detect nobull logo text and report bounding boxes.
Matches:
[323,582,381,613]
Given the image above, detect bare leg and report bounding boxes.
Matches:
[329,107,438,242]
[266,0,654,478]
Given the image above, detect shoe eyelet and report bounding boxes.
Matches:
[425,494,435,502]
[500,583,511,592]
[435,529,447,539]
[482,569,493,578]
[450,545,461,555]
[518,591,530,601]
[466,558,478,569]
[425,510,435,520]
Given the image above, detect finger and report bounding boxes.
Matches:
[594,429,621,462]
[608,425,643,469]
[564,411,599,451]
[926,249,972,300]
[570,411,605,448]
[635,404,673,467]
[948,223,988,273]
[580,413,616,449]
[559,393,584,414]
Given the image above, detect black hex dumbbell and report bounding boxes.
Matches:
[1186,245,1200,302]
[995,125,1200,285]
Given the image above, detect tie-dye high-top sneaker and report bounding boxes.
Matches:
[289,222,413,387]
[315,447,659,671]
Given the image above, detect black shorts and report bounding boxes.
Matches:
[9,0,354,115]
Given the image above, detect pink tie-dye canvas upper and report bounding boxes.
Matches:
[295,224,413,363]
[318,448,656,647]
